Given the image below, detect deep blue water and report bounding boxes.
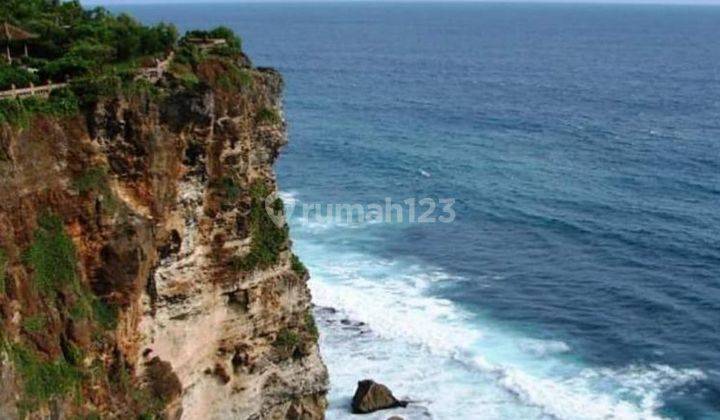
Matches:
[120,3,720,418]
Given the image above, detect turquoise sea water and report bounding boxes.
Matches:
[122,3,720,418]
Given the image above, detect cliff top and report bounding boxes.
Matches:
[0,0,248,126]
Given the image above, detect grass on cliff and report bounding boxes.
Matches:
[68,291,119,332]
[73,166,108,195]
[256,107,281,126]
[23,211,116,328]
[4,341,83,411]
[92,298,119,330]
[305,311,319,341]
[291,254,308,278]
[231,181,289,272]
[25,213,78,295]
[213,176,242,207]
[4,209,128,413]
[21,315,47,334]
[0,88,79,127]
[216,65,253,92]
[273,328,300,355]
[72,165,119,214]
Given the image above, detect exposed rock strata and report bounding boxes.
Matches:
[0,56,327,419]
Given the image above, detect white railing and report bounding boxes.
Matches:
[0,81,68,100]
[1,51,175,100]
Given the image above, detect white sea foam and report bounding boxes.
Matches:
[288,197,704,420]
[518,339,571,357]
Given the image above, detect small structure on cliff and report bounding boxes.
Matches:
[136,51,175,83]
[184,36,227,51]
[1,22,39,64]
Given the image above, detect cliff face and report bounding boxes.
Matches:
[0,56,328,419]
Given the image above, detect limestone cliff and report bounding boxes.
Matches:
[0,53,328,419]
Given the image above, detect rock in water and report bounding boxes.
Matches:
[351,380,408,414]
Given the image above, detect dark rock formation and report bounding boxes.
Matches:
[351,380,408,414]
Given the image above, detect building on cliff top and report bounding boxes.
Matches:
[184,37,227,50]
[1,22,38,63]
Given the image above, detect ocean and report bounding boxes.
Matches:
[117,3,720,419]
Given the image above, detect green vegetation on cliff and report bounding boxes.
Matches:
[305,311,319,340]
[256,107,281,125]
[291,253,308,278]
[21,315,46,333]
[0,3,310,417]
[0,0,250,127]
[273,328,300,356]
[73,165,110,196]
[0,88,78,126]
[0,210,152,416]
[231,181,289,272]
[0,0,177,87]
[4,341,82,412]
[25,213,78,295]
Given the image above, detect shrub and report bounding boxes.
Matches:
[68,288,118,331]
[290,254,308,278]
[92,299,118,330]
[39,55,94,81]
[67,41,116,64]
[213,176,241,204]
[0,88,79,127]
[123,78,162,100]
[73,166,108,195]
[22,316,46,334]
[0,65,38,90]
[25,213,77,295]
[69,73,122,106]
[140,23,178,56]
[215,64,252,91]
[46,88,80,114]
[167,61,201,91]
[62,341,85,367]
[273,328,299,354]
[305,312,319,340]
[231,181,289,272]
[8,342,82,408]
[178,72,200,90]
[256,107,281,125]
[174,44,205,68]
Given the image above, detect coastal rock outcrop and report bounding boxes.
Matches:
[351,380,408,414]
[0,49,327,418]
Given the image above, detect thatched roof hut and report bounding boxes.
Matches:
[1,22,38,42]
[1,22,39,63]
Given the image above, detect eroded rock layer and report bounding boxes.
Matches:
[0,56,327,419]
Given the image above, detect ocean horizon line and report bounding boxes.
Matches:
[83,0,720,8]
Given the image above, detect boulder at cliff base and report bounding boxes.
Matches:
[351,380,408,414]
